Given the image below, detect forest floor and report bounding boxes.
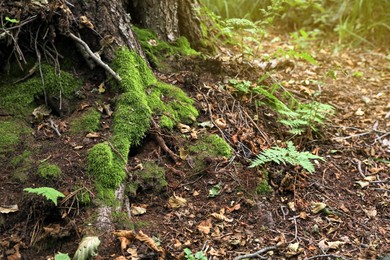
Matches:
[1,31,389,260]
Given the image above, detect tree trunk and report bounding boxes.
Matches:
[127,0,204,49]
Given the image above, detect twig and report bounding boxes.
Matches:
[234,246,277,260]
[67,32,121,82]
[151,119,178,163]
[49,118,61,137]
[304,254,349,260]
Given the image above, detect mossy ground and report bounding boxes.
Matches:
[87,48,198,202]
[0,64,82,117]
[126,161,167,196]
[132,26,198,68]
[69,108,101,134]
[38,163,62,179]
[188,134,232,172]
[0,119,31,155]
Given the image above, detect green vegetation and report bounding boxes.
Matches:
[87,48,198,202]
[133,26,198,68]
[69,108,101,134]
[188,134,232,172]
[228,79,334,136]
[0,64,82,117]
[202,0,390,47]
[23,187,65,206]
[0,120,30,155]
[184,248,208,260]
[38,163,62,179]
[10,150,33,182]
[250,141,324,173]
[127,161,167,196]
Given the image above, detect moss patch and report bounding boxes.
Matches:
[132,26,198,68]
[255,171,272,194]
[69,108,101,134]
[188,134,232,172]
[0,119,30,155]
[87,48,198,203]
[10,150,33,183]
[127,161,167,196]
[0,64,82,117]
[146,82,198,129]
[38,163,62,179]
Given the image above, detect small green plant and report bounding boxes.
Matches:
[54,252,70,260]
[184,248,208,260]
[250,141,324,173]
[38,163,62,179]
[24,187,65,206]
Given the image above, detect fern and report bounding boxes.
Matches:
[24,187,65,206]
[250,141,324,173]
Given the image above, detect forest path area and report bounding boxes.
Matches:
[1,30,389,260]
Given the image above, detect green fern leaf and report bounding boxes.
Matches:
[250,141,324,173]
[24,187,65,206]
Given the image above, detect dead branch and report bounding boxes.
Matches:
[151,119,179,163]
[67,32,121,82]
[234,246,277,260]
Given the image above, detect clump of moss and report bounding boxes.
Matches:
[0,120,30,155]
[38,163,62,179]
[146,82,198,129]
[70,108,101,134]
[132,26,198,68]
[255,171,272,195]
[10,150,33,183]
[188,134,232,172]
[189,134,232,158]
[127,161,167,196]
[0,64,82,117]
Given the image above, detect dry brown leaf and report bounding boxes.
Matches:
[179,147,189,160]
[214,118,227,129]
[136,230,161,253]
[80,16,94,29]
[86,132,100,138]
[356,181,369,188]
[168,194,187,209]
[118,236,131,252]
[113,230,136,239]
[226,203,240,212]
[210,212,233,222]
[177,123,191,133]
[131,205,147,216]
[197,218,212,235]
[0,204,18,214]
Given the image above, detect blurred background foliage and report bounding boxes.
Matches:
[201,0,390,48]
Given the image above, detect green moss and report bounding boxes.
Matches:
[38,163,62,179]
[132,26,198,68]
[69,108,101,134]
[0,119,30,154]
[188,134,232,172]
[127,161,167,196]
[190,134,232,158]
[11,150,33,183]
[146,82,198,129]
[255,172,272,194]
[0,65,82,117]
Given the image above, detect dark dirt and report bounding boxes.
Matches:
[1,31,389,260]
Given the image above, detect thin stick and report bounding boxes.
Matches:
[68,32,121,82]
[234,246,277,260]
[304,254,349,260]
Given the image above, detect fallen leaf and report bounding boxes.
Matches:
[0,205,18,214]
[356,181,369,188]
[98,82,105,93]
[214,118,227,129]
[168,194,187,209]
[86,132,100,138]
[226,203,240,212]
[288,242,299,252]
[363,207,377,219]
[355,108,365,116]
[131,205,147,216]
[179,147,189,160]
[208,183,222,198]
[311,202,327,214]
[177,123,191,133]
[197,219,212,235]
[210,212,233,222]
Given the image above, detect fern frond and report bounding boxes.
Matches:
[250,141,324,173]
[24,187,65,206]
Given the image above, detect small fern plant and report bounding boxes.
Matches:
[250,141,324,173]
[24,187,65,206]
